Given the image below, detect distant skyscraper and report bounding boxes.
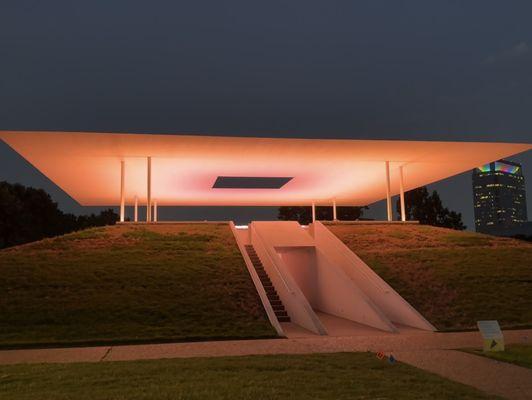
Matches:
[472,159,527,235]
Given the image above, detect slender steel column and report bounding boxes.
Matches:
[312,201,316,223]
[119,160,125,222]
[399,165,406,222]
[385,161,392,222]
[333,199,337,221]
[154,200,158,222]
[146,156,152,222]
[134,196,138,222]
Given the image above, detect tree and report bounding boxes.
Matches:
[396,186,466,230]
[278,205,366,225]
[0,181,118,249]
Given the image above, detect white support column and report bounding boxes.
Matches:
[333,199,337,221]
[134,196,138,223]
[385,161,392,222]
[146,156,152,222]
[153,200,158,222]
[311,201,316,223]
[119,160,125,222]
[399,165,406,222]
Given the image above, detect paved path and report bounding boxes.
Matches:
[0,329,531,399]
[1,329,530,364]
[394,349,532,400]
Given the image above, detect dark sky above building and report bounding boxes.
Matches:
[1,1,531,227]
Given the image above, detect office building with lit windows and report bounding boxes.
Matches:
[472,159,527,235]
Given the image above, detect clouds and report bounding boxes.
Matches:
[484,41,530,64]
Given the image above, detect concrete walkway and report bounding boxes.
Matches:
[394,349,532,400]
[0,329,531,399]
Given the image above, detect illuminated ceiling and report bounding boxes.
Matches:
[0,131,530,206]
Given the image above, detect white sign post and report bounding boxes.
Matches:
[477,320,504,352]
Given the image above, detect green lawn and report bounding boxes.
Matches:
[328,224,532,330]
[0,223,276,348]
[464,344,532,369]
[0,352,496,400]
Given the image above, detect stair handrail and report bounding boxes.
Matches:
[229,222,285,336]
[250,224,294,295]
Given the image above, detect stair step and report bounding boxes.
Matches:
[246,244,291,324]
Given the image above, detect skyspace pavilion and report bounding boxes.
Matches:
[1,130,531,336]
[1,131,530,223]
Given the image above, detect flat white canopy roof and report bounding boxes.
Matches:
[1,131,530,206]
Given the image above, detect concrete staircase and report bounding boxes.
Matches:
[245,244,290,323]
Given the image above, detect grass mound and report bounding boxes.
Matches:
[0,353,493,400]
[328,224,532,330]
[0,223,275,348]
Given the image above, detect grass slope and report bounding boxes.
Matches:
[328,224,532,330]
[464,344,532,369]
[0,353,496,400]
[0,223,275,347]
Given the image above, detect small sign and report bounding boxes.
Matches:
[376,351,396,365]
[477,320,504,352]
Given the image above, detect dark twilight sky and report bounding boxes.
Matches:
[1,1,531,227]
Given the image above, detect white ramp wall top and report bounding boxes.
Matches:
[250,222,327,335]
[311,221,435,331]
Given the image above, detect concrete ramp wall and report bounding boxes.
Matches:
[251,221,399,333]
[233,220,435,335]
[310,221,435,331]
[313,248,397,332]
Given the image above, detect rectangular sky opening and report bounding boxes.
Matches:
[213,176,293,189]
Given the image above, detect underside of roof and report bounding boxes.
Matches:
[1,131,530,206]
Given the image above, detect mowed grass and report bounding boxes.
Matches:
[464,344,532,369]
[0,223,276,347]
[0,352,496,400]
[328,224,532,330]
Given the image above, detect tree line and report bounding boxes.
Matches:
[1,181,466,249]
[279,187,466,230]
[0,181,118,249]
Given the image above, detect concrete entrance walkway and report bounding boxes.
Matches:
[1,329,531,399]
